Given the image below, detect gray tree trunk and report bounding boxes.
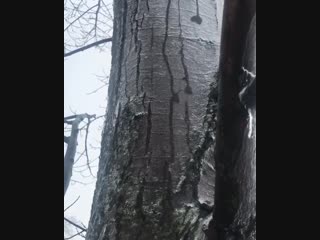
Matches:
[64,115,84,196]
[211,0,256,239]
[86,0,223,239]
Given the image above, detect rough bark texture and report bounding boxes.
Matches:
[210,0,256,239]
[86,0,223,239]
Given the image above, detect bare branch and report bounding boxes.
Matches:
[74,158,98,169]
[64,115,79,121]
[94,0,102,36]
[102,0,113,20]
[64,4,98,32]
[64,196,80,212]
[64,37,112,57]
[65,113,95,123]
[74,149,86,164]
[79,115,103,131]
[64,217,87,232]
[86,83,108,95]
[64,120,74,125]
[65,230,85,240]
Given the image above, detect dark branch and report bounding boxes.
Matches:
[64,38,112,57]
[64,217,87,232]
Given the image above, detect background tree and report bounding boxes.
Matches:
[211,0,256,239]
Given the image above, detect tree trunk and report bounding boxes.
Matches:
[64,115,84,196]
[86,0,223,239]
[211,0,256,239]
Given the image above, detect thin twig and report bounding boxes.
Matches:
[70,179,95,185]
[94,0,102,36]
[74,149,86,164]
[79,115,104,131]
[86,83,108,95]
[65,230,85,240]
[74,157,97,169]
[64,196,80,212]
[69,106,77,115]
[64,4,98,32]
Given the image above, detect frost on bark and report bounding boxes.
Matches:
[86,0,223,239]
[210,0,256,239]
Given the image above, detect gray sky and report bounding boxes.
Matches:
[64,46,111,239]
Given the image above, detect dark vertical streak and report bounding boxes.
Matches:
[132,0,140,50]
[145,102,152,155]
[213,0,219,26]
[163,0,175,98]
[142,91,147,110]
[136,41,142,95]
[196,0,200,16]
[163,0,176,164]
[160,0,175,229]
[178,0,192,94]
[150,26,154,91]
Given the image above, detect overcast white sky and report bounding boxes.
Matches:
[64,45,112,239]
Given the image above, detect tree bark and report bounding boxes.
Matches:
[211,0,256,239]
[86,0,223,239]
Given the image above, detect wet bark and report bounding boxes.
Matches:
[210,0,256,239]
[86,0,223,239]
